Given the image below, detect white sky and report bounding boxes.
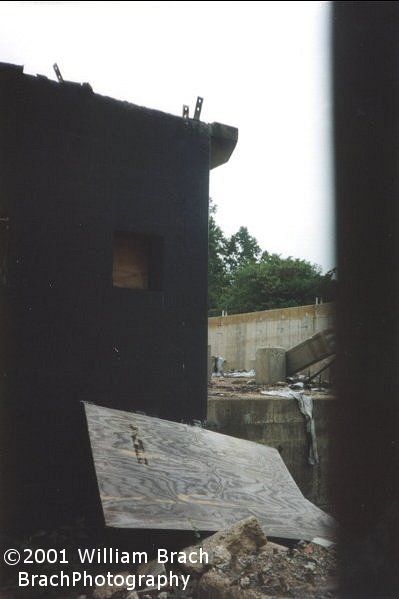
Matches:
[0,0,335,272]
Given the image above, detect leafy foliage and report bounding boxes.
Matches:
[208,200,336,316]
[224,226,261,272]
[208,200,230,316]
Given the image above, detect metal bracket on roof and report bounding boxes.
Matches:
[194,96,203,120]
[53,63,64,83]
[182,105,189,119]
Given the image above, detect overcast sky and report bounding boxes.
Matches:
[0,0,335,272]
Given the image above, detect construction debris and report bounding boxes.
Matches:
[160,517,337,598]
[289,391,319,465]
[0,517,338,598]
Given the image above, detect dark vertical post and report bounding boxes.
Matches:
[333,2,399,596]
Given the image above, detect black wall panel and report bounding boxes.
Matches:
[0,63,209,529]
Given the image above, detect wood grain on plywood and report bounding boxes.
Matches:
[84,402,335,540]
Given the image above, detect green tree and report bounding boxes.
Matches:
[208,200,229,316]
[225,226,261,272]
[319,267,337,303]
[224,254,328,314]
[207,201,336,316]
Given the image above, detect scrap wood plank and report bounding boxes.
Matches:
[286,328,336,375]
[83,402,335,541]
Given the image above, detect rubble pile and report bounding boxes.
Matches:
[0,517,337,598]
[155,517,338,599]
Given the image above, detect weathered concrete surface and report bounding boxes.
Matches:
[207,394,335,513]
[208,303,334,371]
[255,347,286,384]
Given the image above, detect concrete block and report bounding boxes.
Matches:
[255,347,286,384]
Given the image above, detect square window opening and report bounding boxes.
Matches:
[113,232,163,290]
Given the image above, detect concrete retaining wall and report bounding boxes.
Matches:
[207,395,335,512]
[208,303,334,371]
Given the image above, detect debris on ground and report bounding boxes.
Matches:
[208,371,333,400]
[0,517,337,598]
[163,516,338,599]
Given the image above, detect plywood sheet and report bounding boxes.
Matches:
[84,402,335,541]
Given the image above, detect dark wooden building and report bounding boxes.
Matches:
[0,62,237,530]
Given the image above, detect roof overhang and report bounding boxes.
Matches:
[210,122,238,169]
